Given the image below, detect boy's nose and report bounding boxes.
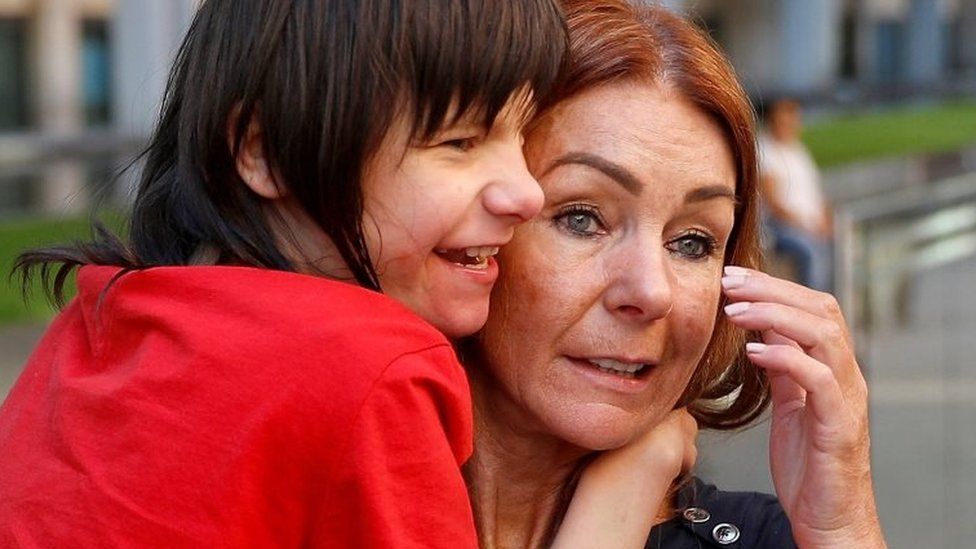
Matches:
[483,145,545,222]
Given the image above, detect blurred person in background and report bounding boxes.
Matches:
[759,98,834,292]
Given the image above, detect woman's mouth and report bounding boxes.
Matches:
[586,358,652,379]
[435,246,500,271]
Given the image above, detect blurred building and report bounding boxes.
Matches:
[0,0,195,215]
[658,0,976,100]
[0,0,112,132]
[0,0,114,214]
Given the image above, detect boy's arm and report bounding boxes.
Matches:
[317,346,478,548]
[551,409,698,549]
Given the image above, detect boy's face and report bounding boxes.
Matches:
[360,94,543,338]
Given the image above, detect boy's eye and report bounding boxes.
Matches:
[666,231,718,260]
[439,137,478,152]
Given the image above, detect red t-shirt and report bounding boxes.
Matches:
[0,266,477,548]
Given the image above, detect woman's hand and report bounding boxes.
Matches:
[552,408,698,549]
[722,266,886,549]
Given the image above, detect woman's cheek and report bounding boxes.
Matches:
[675,276,721,350]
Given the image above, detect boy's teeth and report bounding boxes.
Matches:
[465,246,499,258]
[435,246,500,268]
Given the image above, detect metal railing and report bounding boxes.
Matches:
[0,131,144,218]
[834,170,976,361]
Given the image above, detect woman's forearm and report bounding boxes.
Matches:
[550,409,697,549]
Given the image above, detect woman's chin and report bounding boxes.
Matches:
[537,404,655,452]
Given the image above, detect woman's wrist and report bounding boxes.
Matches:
[794,505,886,549]
[798,527,886,549]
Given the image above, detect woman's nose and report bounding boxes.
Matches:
[482,142,545,222]
[603,246,674,322]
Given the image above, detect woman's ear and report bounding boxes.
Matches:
[228,107,285,200]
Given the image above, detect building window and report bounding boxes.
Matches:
[82,19,112,126]
[876,20,906,83]
[946,17,963,74]
[840,12,857,80]
[0,18,29,130]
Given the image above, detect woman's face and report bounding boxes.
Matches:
[477,82,737,450]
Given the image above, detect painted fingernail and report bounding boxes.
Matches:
[724,265,750,276]
[722,275,748,290]
[746,342,766,354]
[724,302,751,316]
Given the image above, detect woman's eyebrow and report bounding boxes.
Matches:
[544,152,643,195]
[684,185,738,205]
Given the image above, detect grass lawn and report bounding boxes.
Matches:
[0,215,122,325]
[803,100,976,168]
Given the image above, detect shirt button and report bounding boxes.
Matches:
[712,523,741,545]
[682,507,711,523]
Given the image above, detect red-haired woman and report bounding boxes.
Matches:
[461,2,886,547]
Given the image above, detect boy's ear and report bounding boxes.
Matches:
[228,107,286,200]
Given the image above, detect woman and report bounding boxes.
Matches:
[462,1,885,547]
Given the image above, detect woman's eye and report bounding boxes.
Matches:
[667,232,718,260]
[555,207,605,237]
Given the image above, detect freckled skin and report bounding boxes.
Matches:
[474,82,737,451]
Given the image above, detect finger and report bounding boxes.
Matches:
[726,302,866,397]
[674,409,699,474]
[682,434,698,475]
[678,408,699,439]
[723,266,852,345]
[727,301,854,386]
[672,409,698,472]
[741,304,865,404]
[746,342,847,429]
[762,329,801,350]
[765,367,807,415]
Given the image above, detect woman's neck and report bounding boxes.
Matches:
[464,391,591,549]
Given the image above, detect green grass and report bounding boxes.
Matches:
[803,100,976,167]
[0,215,121,325]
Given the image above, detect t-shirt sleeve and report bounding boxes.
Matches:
[317,345,477,548]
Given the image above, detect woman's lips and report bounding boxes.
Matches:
[588,357,649,377]
[565,356,657,393]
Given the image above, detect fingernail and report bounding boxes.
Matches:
[721,275,748,290]
[724,265,750,276]
[724,302,751,316]
[746,342,766,354]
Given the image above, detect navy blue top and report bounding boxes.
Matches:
[645,478,797,548]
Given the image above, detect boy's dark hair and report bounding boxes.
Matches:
[16,0,566,305]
